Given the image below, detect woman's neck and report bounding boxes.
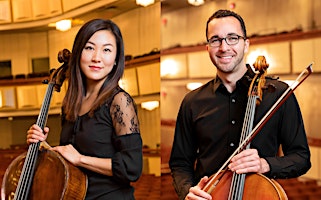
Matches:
[84,78,106,98]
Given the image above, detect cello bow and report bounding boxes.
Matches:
[204,62,313,194]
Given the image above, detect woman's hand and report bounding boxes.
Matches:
[228,148,270,174]
[26,124,49,145]
[52,144,82,166]
[185,176,212,200]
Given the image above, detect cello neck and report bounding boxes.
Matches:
[13,49,70,200]
[228,69,265,200]
[36,82,55,130]
[14,81,55,200]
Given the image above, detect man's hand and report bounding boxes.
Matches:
[228,149,270,174]
[185,176,212,200]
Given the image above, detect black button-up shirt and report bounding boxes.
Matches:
[169,66,311,200]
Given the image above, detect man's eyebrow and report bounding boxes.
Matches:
[227,33,239,36]
[209,33,239,39]
[208,35,219,40]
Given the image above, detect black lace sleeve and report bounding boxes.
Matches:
[110,91,142,183]
[110,91,140,135]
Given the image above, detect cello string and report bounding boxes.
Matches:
[217,86,258,197]
[238,92,256,199]
[229,94,252,200]
[17,144,35,197]
[14,143,39,199]
[24,144,39,198]
[228,95,250,199]
[37,83,54,129]
[228,173,236,199]
[234,64,313,165]
[14,83,54,199]
[229,87,258,200]
[236,94,256,200]
[12,57,72,199]
[225,64,312,197]
[206,63,312,196]
[239,96,256,200]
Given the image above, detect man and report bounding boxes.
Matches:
[169,9,311,200]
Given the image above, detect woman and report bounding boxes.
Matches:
[27,19,143,199]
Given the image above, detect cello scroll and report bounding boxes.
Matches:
[249,55,269,105]
[203,56,313,200]
[1,49,87,200]
[49,48,71,93]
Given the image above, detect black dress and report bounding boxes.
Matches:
[60,88,143,200]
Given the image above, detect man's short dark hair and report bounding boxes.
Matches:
[206,9,247,40]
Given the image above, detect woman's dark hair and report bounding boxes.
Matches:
[63,19,125,121]
[206,9,247,40]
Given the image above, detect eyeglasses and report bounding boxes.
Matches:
[207,34,246,47]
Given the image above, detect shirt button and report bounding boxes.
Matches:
[230,143,234,147]
[231,120,235,124]
[231,99,236,103]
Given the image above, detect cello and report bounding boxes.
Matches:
[203,56,313,199]
[1,49,87,200]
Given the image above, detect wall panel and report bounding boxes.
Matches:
[187,51,216,78]
[292,39,314,73]
[247,42,291,74]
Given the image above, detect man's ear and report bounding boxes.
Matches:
[244,39,250,53]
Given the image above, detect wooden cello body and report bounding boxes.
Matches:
[1,49,87,200]
[203,56,290,200]
[202,56,312,199]
[1,148,87,200]
[203,171,287,200]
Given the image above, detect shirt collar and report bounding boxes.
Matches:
[213,64,256,93]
